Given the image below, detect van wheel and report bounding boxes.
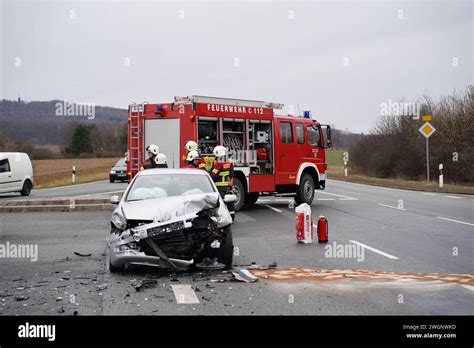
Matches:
[216,226,233,269]
[244,192,259,205]
[20,180,32,196]
[232,178,245,212]
[295,174,315,205]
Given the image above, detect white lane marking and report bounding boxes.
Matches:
[171,284,200,304]
[461,285,474,292]
[264,205,283,213]
[437,217,474,227]
[235,212,256,222]
[444,195,463,199]
[317,198,335,201]
[349,240,399,260]
[377,204,406,211]
[421,192,436,196]
[317,191,358,200]
[34,180,109,191]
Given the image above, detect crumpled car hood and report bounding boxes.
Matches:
[120,192,231,226]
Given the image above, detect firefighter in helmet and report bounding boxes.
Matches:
[184,140,207,170]
[184,150,201,168]
[141,144,160,170]
[210,145,235,220]
[154,153,168,168]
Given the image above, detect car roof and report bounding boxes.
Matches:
[136,168,208,176]
[0,152,27,160]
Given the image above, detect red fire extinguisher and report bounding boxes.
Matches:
[317,215,328,243]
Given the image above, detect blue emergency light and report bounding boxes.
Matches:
[303,110,311,118]
[156,104,163,112]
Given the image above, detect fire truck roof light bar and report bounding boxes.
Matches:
[174,95,284,110]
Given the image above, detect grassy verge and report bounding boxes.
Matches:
[32,157,120,189]
[325,149,474,195]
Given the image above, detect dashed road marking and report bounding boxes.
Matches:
[349,240,399,260]
[437,217,474,227]
[421,192,437,196]
[264,205,283,213]
[318,192,358,200]
[444,195,463,199]
[317,198,335,201]
[461,285,474,291]
[171,284,200,304]
[377,203,406,211]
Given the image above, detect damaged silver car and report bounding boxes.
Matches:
[107,168,236,272]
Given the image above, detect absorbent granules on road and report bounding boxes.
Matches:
[249,268,474,284]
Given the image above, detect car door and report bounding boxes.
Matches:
[275,120,297,184]
[0,158,14,193]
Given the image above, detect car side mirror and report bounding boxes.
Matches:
[110,195,120,204]
[224,194,237,203]
[326,126,332,148]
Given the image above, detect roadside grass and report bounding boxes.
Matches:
[32,158,120,189]
[325,148,474,194]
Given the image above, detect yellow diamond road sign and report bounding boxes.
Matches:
[419,122,436,139]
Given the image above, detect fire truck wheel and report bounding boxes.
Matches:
[295,174,315,205]
[216,226,233,269]
[232,178,245,212]
[244,192,259,205]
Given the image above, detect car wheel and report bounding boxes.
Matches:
[109,178,114,183]
[232,178,245,212]
[20,180,32,196]
[244,192,259,205]
[295,174,315,205]
[216,226,233,269]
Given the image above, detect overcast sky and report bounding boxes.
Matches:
[1,0,472,132]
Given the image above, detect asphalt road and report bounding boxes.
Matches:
[0,181,128,200]
[0,179,472,315]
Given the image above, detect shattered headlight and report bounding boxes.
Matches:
[111,212,127,230]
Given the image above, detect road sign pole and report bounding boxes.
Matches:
[426,138,430,182]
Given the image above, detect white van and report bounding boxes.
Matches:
[0,152,34,196]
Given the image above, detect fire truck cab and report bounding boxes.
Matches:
[127,96,331,211]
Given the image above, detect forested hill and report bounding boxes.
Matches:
[0,99,127,145]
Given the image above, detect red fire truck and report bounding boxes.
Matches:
[127,96,332,211]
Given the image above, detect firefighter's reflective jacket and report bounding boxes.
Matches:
[184,157,207,170]
[210,160,234,188]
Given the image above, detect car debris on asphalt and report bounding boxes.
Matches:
[231,269,258,283]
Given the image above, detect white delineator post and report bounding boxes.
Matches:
[439,164,443,188]
[72,166,76,183]
[344,160,348,177]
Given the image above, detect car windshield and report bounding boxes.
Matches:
[115,158,126,167]
[126,173,215,202]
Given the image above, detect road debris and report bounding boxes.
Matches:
[96,283,108,291]
[74,252,92,257]
[14,295,30,301]
[231,269,258,283]
[131,279,158,292]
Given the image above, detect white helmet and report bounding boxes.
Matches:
[146,144,159,156]
[186,150,200,161]
[155,153,167,165]
[185,140,198,152]
[213,145,227,158]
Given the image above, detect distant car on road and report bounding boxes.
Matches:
[107,168,236,272]
[109,158,128,183]
[0,152,33,196]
